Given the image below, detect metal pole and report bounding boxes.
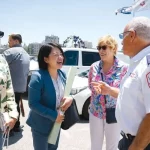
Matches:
[133,11,135,17]
[133,0,135,17]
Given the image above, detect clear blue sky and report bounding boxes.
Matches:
[0,0,150,49]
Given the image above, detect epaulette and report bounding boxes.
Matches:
[146,53,150,66]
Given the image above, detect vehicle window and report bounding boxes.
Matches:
[82,51,100,66]
[64,51,79,66]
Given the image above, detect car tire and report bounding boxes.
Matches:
[82,97,90,120]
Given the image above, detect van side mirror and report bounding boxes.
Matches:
[0,31,4,38]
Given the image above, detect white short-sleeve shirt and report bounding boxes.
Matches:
[116,46,150,136]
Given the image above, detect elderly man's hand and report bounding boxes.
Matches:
[91,81,111,95]
[4,117,17,133]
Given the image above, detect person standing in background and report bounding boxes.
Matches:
[0,31,18,150]
[3,34,30,133]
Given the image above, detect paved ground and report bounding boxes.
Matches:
[5,95,106,150]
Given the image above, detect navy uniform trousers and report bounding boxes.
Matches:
[118,134,150,150]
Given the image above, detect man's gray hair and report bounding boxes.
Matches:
[128,16,150,42]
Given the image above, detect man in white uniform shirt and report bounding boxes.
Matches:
[116,16,150,150]
[91,17,150,150]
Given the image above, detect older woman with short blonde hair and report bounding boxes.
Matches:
[98,35,118,55]
[88,35,128,150]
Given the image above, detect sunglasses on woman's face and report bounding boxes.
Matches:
[97,45,107,51]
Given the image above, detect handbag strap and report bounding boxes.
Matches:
[99,61,107,104]
[100,73,107,104]
[2,126,10,149]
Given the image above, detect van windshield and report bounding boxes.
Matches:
[63,50,79,66]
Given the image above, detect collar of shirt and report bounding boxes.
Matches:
[12,44,22,48]
[131,45,150,63]
[99,56,120,75]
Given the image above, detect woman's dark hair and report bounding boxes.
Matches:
[38,43,65,70]
[9,34,22,44]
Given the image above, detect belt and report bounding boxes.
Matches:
[121,131,135,140]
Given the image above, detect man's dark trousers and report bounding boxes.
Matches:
[118,134,150,150]
[13,92,22,129]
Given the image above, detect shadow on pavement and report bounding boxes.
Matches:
[7,129,23,146]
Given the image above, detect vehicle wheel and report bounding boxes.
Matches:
[82,98,90,120]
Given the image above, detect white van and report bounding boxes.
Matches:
[28,48,129,92]
[29,48,101,75]
[61,48,100,74]
[30,48,129,74]
[28,48,100,91]
[61,48,129,74]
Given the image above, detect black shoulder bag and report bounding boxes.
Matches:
[58,70,80,130]
[101,73,117,124]
[61,99,80,130]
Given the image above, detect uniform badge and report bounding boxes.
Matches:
[130,72,137,79]
[146,72,150,88]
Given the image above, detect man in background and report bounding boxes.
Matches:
[3,34,30,133]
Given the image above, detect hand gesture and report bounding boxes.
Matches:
[61,96,73,112]
[91,81,111,95]
[4,118,17,133]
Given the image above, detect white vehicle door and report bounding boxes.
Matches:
[116,52,130,64]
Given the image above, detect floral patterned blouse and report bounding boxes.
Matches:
[88,57,128,119]
[0,54,18,119]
